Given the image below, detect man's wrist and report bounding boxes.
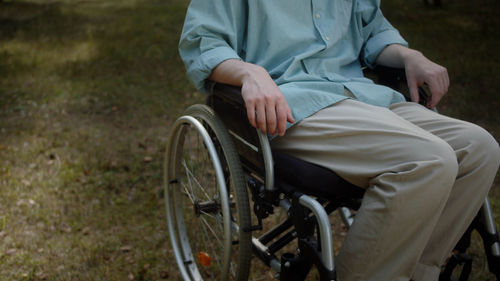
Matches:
[241,63,268,85]
[401,48,424,67]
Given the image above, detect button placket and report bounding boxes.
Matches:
[312,3,324,44]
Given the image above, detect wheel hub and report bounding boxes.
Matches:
[193,200,220,217]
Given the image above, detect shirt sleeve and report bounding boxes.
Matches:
[356,0,408,68]
[178,0,247,92]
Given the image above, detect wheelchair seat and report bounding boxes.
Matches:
[273,151,365,204]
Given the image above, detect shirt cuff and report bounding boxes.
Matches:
[186,46,242,92]
[363,29,408,68]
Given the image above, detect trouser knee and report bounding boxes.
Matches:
[462,124,500,172]
[395,137,458,207]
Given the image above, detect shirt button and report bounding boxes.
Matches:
[325,36,330,41]
[315,13,321,19]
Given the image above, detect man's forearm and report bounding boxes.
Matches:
[375,44,422,68]
[208,59,265,86]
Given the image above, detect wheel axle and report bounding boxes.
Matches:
[194,201,220,217]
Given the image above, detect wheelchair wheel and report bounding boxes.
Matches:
[165,104,252,281]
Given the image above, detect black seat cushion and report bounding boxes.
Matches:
[273,151,365,201]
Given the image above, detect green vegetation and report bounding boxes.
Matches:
[0,0,498,280]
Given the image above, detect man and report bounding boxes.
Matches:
[178,0,500,280]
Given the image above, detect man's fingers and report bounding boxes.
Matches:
[407,78,420,104]
[266,102,277,135]
[245,101,257,128]
[275,103,288,136]
[287,107,295,124]
[256,103,267,133]
[427,78,445,108]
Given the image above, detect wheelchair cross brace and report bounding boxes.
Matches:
[248,177,337,281]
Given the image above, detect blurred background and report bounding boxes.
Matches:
[0,0,498,280]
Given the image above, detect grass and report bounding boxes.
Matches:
[0,0,498,280]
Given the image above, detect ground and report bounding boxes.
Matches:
[0,0,498,280]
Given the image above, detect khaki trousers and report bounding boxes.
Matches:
[271,99,500,281]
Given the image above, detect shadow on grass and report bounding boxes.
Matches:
[0,0,197,280]
[382,0,500,133]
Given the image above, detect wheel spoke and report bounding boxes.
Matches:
[182,159,198,202]
[200,216,224,248]
[200,210,216,219]
[180,182,195,204]
[199,215,223,275]
[182,159,213,200]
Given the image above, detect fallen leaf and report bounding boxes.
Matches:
[120,245,132,252]
[61,226,72,233]
[36,271,46,280]
[128,273,134,281]
[126,256,134,264]
[143,156,152,163]
[81,227,91,235]
[6,248,17,255]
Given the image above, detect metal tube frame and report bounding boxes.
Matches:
[481,197,500,257]
[298,195,335,272]
[257,130,275,191]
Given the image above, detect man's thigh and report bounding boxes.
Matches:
[271,99,454,188]
[390,102,498,158]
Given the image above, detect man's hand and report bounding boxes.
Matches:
[208,59,294,136]
[376,44,450,108]
[240,65,294,136]
[403,50,449,108]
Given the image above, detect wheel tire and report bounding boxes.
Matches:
[165,104,252,281]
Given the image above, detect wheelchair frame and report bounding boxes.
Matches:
[165,66,500,281]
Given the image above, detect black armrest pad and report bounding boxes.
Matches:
[211,68,429,108]
[212,83,245,107]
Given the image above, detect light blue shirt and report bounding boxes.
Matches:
[179,0,409,129]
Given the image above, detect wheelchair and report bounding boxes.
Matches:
[164,66,500,281]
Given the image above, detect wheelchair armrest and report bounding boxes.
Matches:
[212,83,245,108]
